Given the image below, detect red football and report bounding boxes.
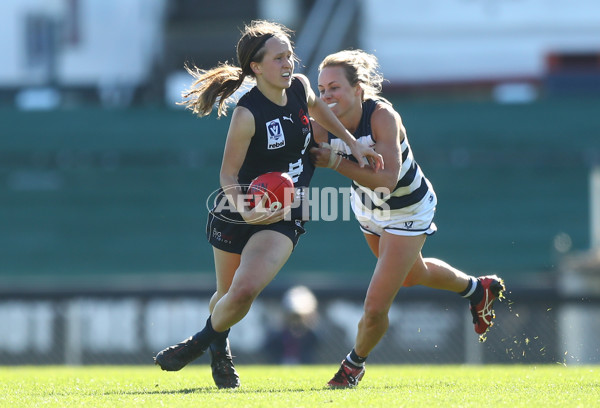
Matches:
[248,172,295,211]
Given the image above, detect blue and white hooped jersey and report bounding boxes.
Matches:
[328,99,436,216]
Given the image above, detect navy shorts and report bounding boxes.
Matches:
[206,210,306,254]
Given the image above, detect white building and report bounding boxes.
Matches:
[1,0,599,106]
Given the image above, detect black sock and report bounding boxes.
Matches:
[467,281,484,305]
[191,316,221,352]
[209,328,231,354]
[346,348,367,367]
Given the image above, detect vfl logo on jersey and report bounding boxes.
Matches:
[266,118,286,150]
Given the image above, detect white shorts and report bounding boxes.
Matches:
[351,188,438,237]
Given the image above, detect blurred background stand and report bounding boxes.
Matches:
[558,167,600,364]
[1,0,600,366]
[262,286,320,365]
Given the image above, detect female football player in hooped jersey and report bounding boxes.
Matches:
[309,50,506,388]
[153,21,383,388]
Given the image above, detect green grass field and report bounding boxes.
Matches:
[1,365,598,407]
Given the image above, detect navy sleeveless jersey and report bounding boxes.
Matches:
[237,77,315,187]
[217,77,315,220]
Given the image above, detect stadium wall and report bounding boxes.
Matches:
[1,285,596,366]
[1,97,598,283]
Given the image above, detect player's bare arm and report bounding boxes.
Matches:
[311,105,400,192]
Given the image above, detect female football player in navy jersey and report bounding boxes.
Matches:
[309,50,505,388]
[153,21,383,388]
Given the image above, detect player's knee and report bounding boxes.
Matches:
[404,258,431,287]
[362,303,389,324]
[228,284,260,307]
[402,272,419,287]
